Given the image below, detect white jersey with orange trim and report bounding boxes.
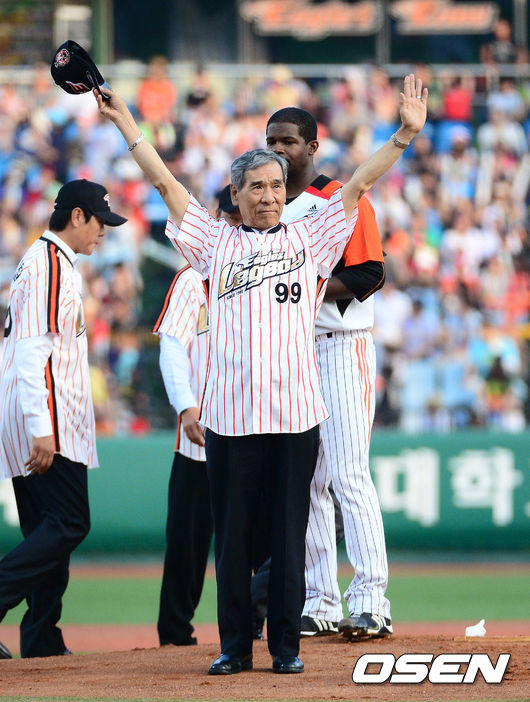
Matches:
[153,265,209,462]
[282,176,391,625]
[0,231,98,479]
[165,189,355,436]
[282,176,384,334]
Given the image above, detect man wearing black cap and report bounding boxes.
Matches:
[0,179,126,658]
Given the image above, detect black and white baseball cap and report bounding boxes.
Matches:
[54,180,127,227]
[51,40,111,98]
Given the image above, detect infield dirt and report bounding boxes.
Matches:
[0,634,528,700]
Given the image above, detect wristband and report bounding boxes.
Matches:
[390,133,410,149]
[128,133,144,151]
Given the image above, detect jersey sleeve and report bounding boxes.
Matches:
[306,189,357,278]
[165,196,216,277]
[342,195,384,266]
[14,334,54,437]
[159,334,196,414]
[152,266,200,349]
[17,244,64,340]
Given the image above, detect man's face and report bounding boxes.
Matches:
[231,162,286,230]
[72,209,106,255]
[265,122,317,176]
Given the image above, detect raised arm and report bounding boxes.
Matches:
[94,88,190,226]
[341,74,428,220]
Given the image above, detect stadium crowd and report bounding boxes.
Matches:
[0,56,528,434]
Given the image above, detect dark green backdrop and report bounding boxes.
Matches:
[0,430,528,553]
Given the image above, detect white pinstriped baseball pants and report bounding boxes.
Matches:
[303,329,391,621]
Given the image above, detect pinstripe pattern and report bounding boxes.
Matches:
[0,232,98,478]
[165,190,355,436]
[282,180,390,623]
[304,331,390,620]
[153,266,209,462]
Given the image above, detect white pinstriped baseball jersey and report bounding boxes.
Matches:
[153,265,209,462]
[0,231,98,479]
[282,178,384,334]
[165,189,356,436]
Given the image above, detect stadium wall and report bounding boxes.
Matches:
[0,430,528,553]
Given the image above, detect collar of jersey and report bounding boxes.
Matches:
[241,222,282,234]
[40,231,77,266]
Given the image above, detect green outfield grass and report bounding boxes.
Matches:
[2,570,529,626]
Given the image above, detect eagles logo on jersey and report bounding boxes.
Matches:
[218,249,305,300]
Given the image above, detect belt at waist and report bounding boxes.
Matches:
[316,328,371,341]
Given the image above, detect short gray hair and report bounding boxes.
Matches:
[231,149,287,191]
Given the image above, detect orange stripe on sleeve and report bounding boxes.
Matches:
[47,243,61,334]
[342,196,384,266]
[45,359,60,453]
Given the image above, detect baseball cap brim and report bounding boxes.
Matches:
[93,210,128,227]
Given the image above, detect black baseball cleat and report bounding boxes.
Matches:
[272,655,304,673]
[339,612,393,640]
[208,653,253,675]
[0,641,12,659]
[300,615,338,637]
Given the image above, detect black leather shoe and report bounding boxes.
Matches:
[0,641,12,660]
[272,655,304,673]
[61,649,73,655]
[208,653,253,675]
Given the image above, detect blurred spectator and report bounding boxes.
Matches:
[486,78,526,122]
[402,299,442,359]
[258,64,311,114]
[439,128,477,205]
[137,55,177,126]
[186,63,211,108]
[441,75,474,123]
[477,107,527,156]
[441,205,500,290]
[480,19,519,66]
[373,280,413,352]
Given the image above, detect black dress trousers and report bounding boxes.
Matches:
[0,455,90,657]
[205,427,319,659]
[157,452,213,645]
